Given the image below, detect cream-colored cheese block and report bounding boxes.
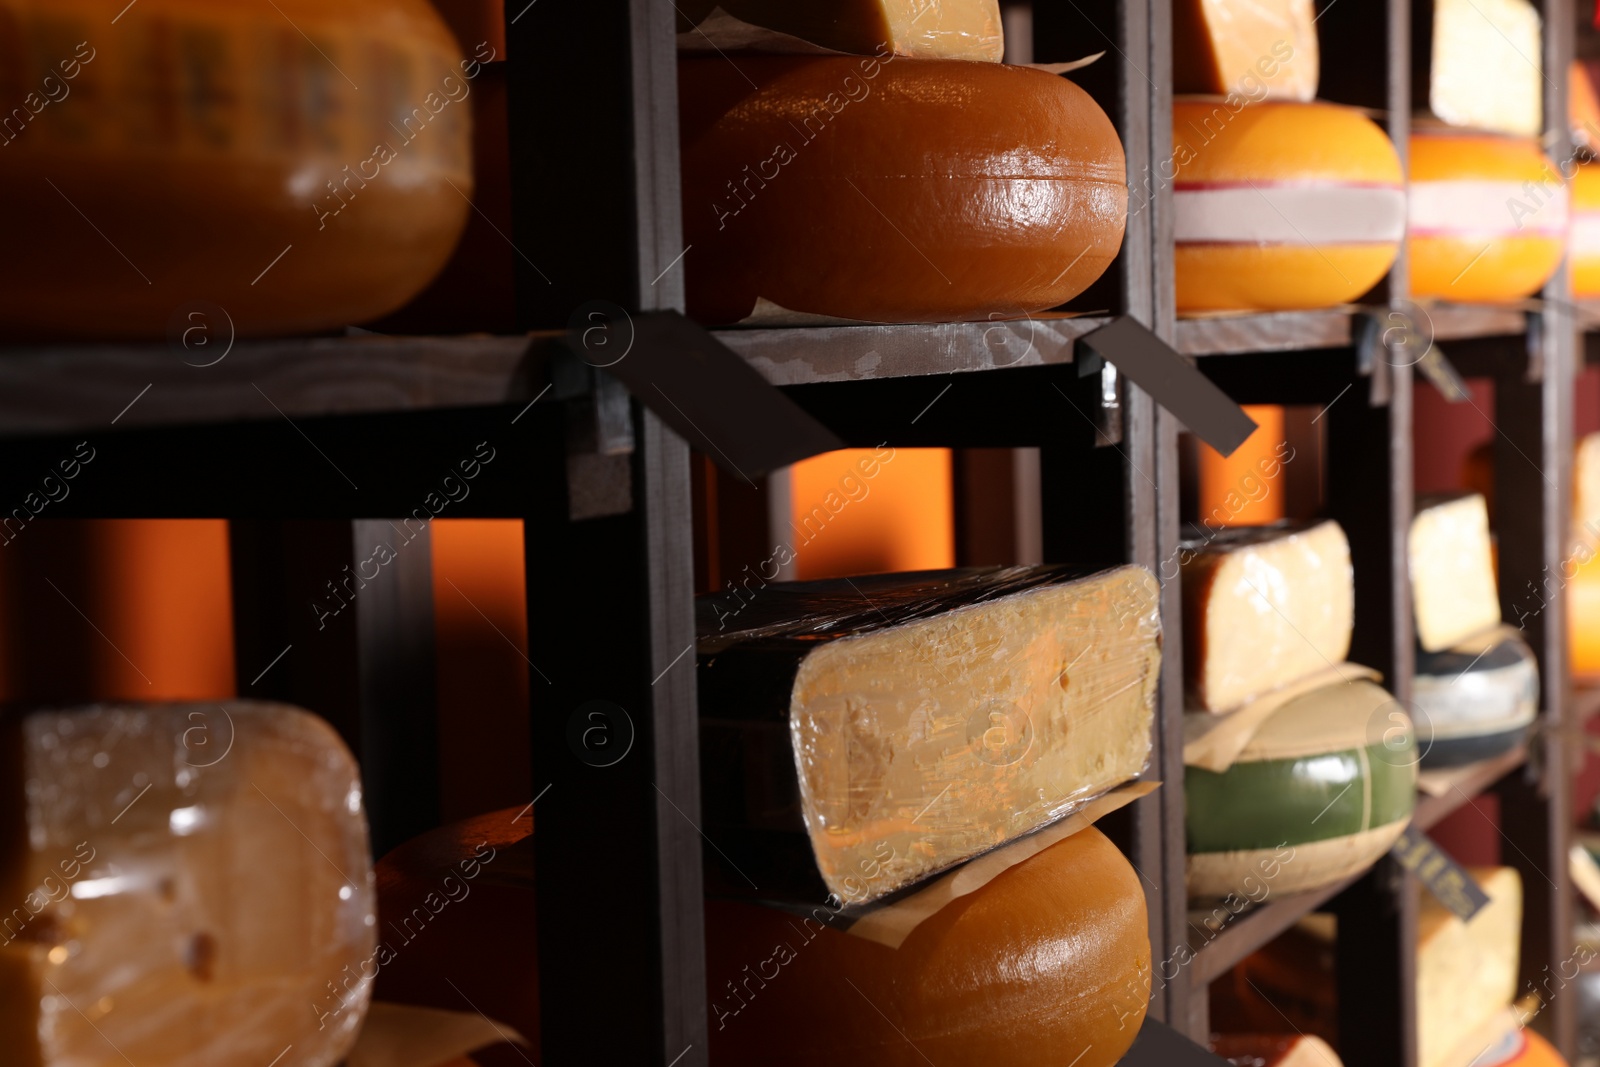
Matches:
[676,0,1004,61]
[1181,521,1355,712]
[1172,0,1318,100]
[1428,0,1543,136]
[1410,494,1502,652]
[1419,867,1522,1067]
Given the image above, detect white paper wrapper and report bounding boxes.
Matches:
[1183,663,1382,772]
[347,1002,529,1067]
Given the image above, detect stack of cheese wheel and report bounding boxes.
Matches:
[1409,132,1566,303]
[0,0,473,340]
[1573,163,1600,297]
[1172,100,1405,312]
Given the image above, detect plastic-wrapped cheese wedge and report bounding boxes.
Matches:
[1410,133,1566,303]
[1211,1034,1345,1067]
[0,704,375,1067]
[1414,630,1537,768]
[1180,521,1355,713]
[680,57,1127,324]
[1173,101,1404,312]
[1423,0,1543,137]
[699,565,1161,905]
[1410,493,1501,652]
[706,827,1151,1067]
[1172,0,1318,100]
[675,0,1004,61]
[0,0,472,340]
[1573,165,1600,298]
[1185,678,1416,899]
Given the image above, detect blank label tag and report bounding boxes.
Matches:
[1122,1018,1232,1066]
[1390,824,1490,921]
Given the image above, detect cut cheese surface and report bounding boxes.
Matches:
[1428,0,1542,136]
[0,0,472,340]
[0,704,375,1067]
[676,0,1004,61]
[1410,494,1501,652]
[1573,165,1600,298]
[1185,678,1416,899]
[706,826,1151,1067]
[699,566,1161,906]
[1173,101,1403,312]
[1172,0,1317,100]
[1211,1034,1345,1067]
[1409,133,1566,303]
[1180,520,1355,712]
[1414,630,1537,766]
[1419,867,1522,1067]
[680,57,1127,325]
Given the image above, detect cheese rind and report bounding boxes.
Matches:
[1410,494,1502,652]
[1172,0,1318,100]
[1180,521,1355,712]
[676,0,1005,61]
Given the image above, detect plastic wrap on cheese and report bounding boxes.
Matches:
[676,2,1004,61]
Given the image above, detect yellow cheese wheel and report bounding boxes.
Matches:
[1409,133,1566,303]
[0,0,474,340]
[706,826,1151,1067]
[679,56,1127,325]
[1172,99,1404,312]
[1573,162,1600,297]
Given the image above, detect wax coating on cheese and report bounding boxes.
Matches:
[1410,494,1501,652]
[1172,0,1318,100]
[676,0,1005,61]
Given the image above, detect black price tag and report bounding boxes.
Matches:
[1390,824,1491,921]
[1121,1017,1233,1066]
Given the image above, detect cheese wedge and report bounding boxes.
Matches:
[1410,133,1566,303]
[1211,1034,1345,1067]
[675,0,1005,61]
[0,704,375,1067]
[1573,165,1600,298]
[1180,521,1355,712]
[1173,100,1404,312]
[699,565,1161,906]
[680,57,1127,325]
[1410,494,1502,652]
[1419,867,1523,1067]
[1172,0,1317,100]
[0,0,471,340]
[1425,0,1543,137]
[1185,679,1416,899]
[1572,60,1600,149]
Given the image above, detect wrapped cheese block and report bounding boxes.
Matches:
[1573,164,1600,298]
[680,57,1127,324]
[1211,1034,1344,1067]
[0,704,375,1067]
[0,0,473,341]
[1410,493,1501,652]
[1180,521,1354,713]
[1414,630,1537,768]
[1410,133,1566,303]
[1421,0,1543,137]
[675,0,1005,61]
[1172,0,1317,100]
[1185,679,1416,899]
[699,565,1161,905]
[1173,100,1404,312]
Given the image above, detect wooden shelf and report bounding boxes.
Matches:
[1414,746,1529,830]
[1176,309,1356,357]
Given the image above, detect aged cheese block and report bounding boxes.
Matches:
[1573,165,1600,298]
[1173,100,1404,312]
[1414,630,1537,768]
[0,0,472,340]
[1410,133,1566,303]
[1180,520,1355,712]
[1172,0,1317,100]
[1211,1034,1344,1067]
[680,57,1127,324]
[1423,0,1543,137]
[1185,679,1416,899]
[676,0,1005,61]
[699,565,1161,906]
[0,704,375,1067]
[1410,493,1501,652]
[1419,867,1522,1067]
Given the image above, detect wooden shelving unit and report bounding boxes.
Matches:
[0,0,1584,1065]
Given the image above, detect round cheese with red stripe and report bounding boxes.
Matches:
[1410,132,1566,303]
[1173,99,1403,312]
[1573,162,1600,297]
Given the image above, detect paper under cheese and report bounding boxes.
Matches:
[1426,0,1543,137]
[697,566,1161,906]
[1172,0,1318,100]
[1180,520,1355,712]
[676,1,1004,61]
[1410,494,1501,652]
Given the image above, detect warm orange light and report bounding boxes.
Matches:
[787,448,954,581]
[1572,553,1600,678]
[1197,406,1289,527]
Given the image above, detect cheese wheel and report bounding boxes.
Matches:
[680,57,1127,325]
[1475,1030,1569,1067]
[1211,1034,1345,1067]
[1173,100,1404,312]
[0,0,472,340]
[676,0,1005,61]
[1573,164,1600,297]
[1172,0,1317,101]
[1409,133,1566,303]
[1185,679,1417,899]
[1572,60,1600,150]
[1414,630,1537,768]
[1410,494,1501,652]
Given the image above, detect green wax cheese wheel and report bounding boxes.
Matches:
[1186,679,1416,900]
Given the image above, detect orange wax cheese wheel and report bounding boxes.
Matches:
[1409,133,1566,303]
[1172,0,1317,101]
[0,0,474,340]
[679,56,1127,325]
[705,826,1151,1067]
[1573,163,1600,297]
[1172,100,1404,312]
